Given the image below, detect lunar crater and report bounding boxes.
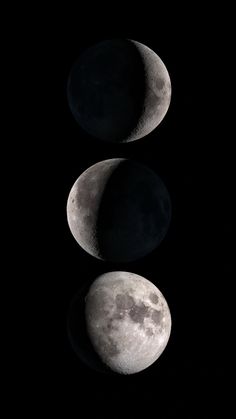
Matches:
[149,292,159,304]
[156,78,165,90]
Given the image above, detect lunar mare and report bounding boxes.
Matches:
[85,271,171,374]
[66,158,171,262]
[67,39,171,143]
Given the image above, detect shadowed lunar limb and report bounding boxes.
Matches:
[67,282,113,374]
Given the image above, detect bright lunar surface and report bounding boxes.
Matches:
[67,39,171,143]
[85,271,172,374]
[66,158,171,262]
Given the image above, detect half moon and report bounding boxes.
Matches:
[66,158,171,262]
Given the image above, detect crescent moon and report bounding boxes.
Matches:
[67,39,171,143]
[127,40,171,142]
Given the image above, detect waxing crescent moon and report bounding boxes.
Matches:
[85,271,172,374]
[67,39,171,143]
[66,158,171,262]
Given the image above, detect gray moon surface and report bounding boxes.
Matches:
[85,271,172,374]
[66,158,171,262]
[67,39,171,143]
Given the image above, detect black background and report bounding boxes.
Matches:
[20,5,233,418]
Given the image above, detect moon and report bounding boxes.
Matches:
[67,39,171,143]
[85,271,172,374]
[66,158,171,262]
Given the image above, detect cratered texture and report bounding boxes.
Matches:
[67,39,171,142]
[66,158,171,262]
[85,271,172,374]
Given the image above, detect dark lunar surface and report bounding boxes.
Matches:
[67,159,171,262]
[97,160,171,261]
[67,39,145,142]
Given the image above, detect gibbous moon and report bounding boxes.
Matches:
[85,271,172,374]
[66,158,171,262]
[67,39,171,143]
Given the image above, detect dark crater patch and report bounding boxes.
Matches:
[146,327,154,337]
[116,293,134,310]
[156,77,165,90]
[129,302,149,324]
[151,309,162,325]
[149,292,159,304]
